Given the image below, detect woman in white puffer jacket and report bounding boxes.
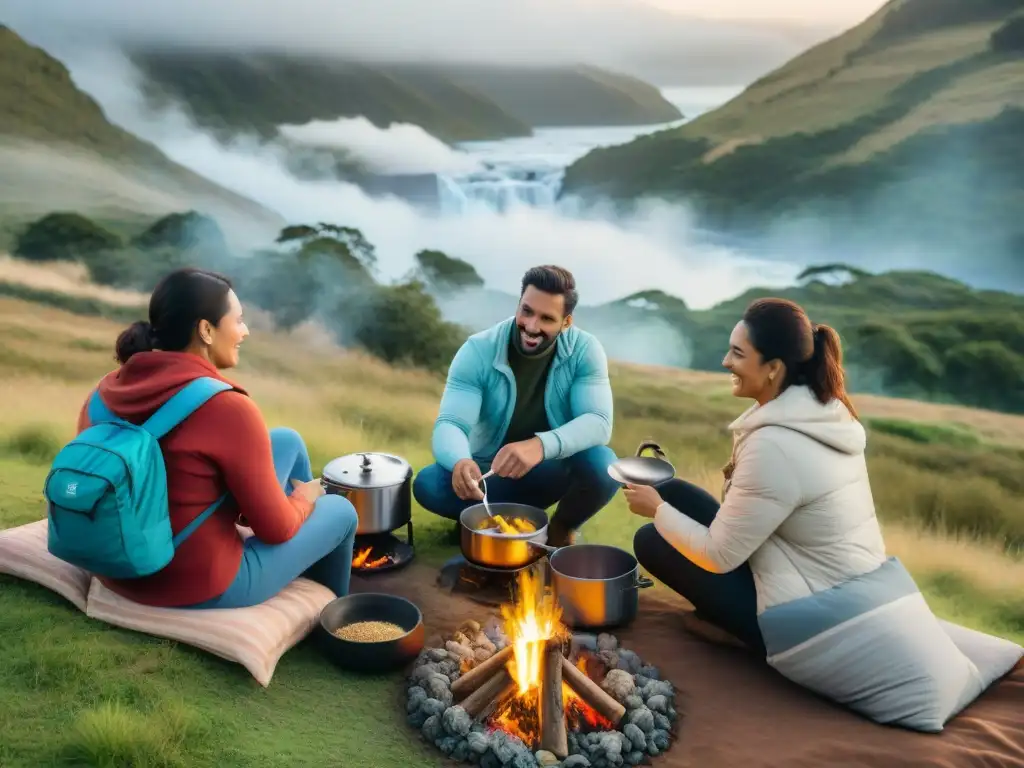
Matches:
[626,298,888,655]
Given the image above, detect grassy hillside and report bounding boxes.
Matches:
[0,26,282,247]
[130,50,683,144]
[560,1,1024,282]
[0,288,1022,766]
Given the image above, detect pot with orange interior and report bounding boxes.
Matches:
[459,502,562,570]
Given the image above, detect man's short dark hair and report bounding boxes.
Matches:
[520,265,579,316]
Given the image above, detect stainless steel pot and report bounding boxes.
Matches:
[459,502,559,569]
[549,544,654,630]
[321,452,412,535]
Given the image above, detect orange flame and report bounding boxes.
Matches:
[353,546,390,569]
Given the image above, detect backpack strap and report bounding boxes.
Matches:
[142,377,235,439]
[87,390,123,425]
[172,493,229,549]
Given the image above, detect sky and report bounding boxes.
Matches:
[641,0,887,25]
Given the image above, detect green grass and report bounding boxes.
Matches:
[1,293,1023,766]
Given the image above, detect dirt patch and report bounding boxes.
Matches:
[353,563,1024,768]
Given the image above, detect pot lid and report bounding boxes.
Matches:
[607,441,675,486]
[322,452,412,489]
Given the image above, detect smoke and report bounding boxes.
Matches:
[279,118,484,176]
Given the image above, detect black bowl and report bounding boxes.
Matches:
[316,592,425,674]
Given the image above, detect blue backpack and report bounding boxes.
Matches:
[45,377,235,579]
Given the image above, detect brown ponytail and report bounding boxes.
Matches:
[807,324,858,419]
[742,298,859,420]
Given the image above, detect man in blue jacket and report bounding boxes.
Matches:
[413,265,620,547]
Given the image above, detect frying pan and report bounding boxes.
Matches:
[608,441,675,486]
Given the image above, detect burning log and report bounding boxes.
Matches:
[451,645,514,700]
[462,668,516,720]
[539,640,568,758]
[561,655,626,726]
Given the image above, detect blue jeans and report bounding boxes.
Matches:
[189,427,359,609]
[632,478,766,655]
[413,445,620,535]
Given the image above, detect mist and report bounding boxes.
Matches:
[279,118,485,177]
[3,0,827,86]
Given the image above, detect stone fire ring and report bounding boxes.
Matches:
[406,616,679,768]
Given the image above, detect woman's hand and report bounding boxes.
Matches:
[290,477,325,504]
[623,483,663,519]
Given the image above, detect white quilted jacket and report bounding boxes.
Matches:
[653,385,888,613]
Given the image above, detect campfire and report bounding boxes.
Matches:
[407,564,678,767]
[353,545,393,570]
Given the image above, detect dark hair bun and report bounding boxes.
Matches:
[115,320,157,364]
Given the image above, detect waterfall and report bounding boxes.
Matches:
[436,167,565,215]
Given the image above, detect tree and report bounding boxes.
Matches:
[415,249,485,292]
[132,210,227,253]
[14,212,123,262]
[275,222,378,273]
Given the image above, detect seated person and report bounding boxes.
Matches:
[414,265,620,547]
[625,298,887,654]
[75,267,359,609]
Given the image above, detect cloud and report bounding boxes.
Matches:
[4,0,824,84]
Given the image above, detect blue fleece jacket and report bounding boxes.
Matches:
[430,317,614,471]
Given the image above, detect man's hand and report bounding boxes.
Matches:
[452,459,485,501]
[491,438,545,480]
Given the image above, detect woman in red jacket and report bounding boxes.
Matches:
[77,267,358,608]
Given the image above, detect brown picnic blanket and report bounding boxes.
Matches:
[352,563,1024,768]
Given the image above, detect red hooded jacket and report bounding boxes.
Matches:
[75,351,314,607]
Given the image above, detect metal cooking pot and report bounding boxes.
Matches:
[549,544,654,630]
[459,502,559,570]
[608,441,675,487]
[321,452,412,535]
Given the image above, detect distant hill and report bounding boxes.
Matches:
[561,0,1024,286]
[0,25,282,246]
[129,50,683,144]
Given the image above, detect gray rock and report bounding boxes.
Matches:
[646,695,668,714]
[536,749,560,766]
[480,752,502,768]
[615,649,642,675]
[411,663,440,684]
[653,712,671,732]
[421,698,447,720]
[563,756,592,768]
[642,680,674,701]
[427,647,449,662]
[627,706,655,734]
[597,650,620,670]
[667,705,678,721]
[601,669,636,702]
[513,754,538,768]
[624,695,644,711]
[438,735,459,755]
[452,740,471,762]
[443,705,472,737]
[422,714,443,742]
[406,709,429,729]
[639,665,660,680]
[646,741,661,758]
[623,723,647,752]
[634,675,650,690]
[467,730,491,755]
[425,674,453,704]
[597,633,618,652]
[571,633,599,654]
[651,729,670,751]
[568,731,579,754]
[626,750,645,766]
[599,732,623,757]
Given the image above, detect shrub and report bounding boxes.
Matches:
[13,213,123,262]
[415,249,485,292]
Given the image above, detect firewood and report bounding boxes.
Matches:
[451,645,514,700]
[539,641,568,758]
[463,668,516,720]
[561,656,626,726]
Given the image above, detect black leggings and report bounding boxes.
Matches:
[633,478,766,656]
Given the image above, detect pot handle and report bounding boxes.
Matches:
[527,540,560,554]
[636,441,667,460]
[621,574,656,592]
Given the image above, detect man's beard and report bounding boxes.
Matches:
[515,324,559,356]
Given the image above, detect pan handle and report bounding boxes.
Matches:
[527,540,561,554]
[636,441,667,460]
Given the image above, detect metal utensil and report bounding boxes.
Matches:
[459,502,562,569]
[607,441,675,487]
[478,470,495,517]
